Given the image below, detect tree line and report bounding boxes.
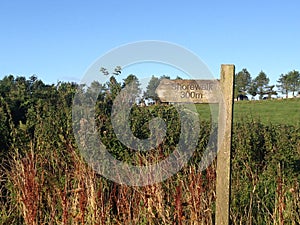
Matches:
[235,69,300,100]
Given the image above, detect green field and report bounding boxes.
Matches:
[196,98,300,125]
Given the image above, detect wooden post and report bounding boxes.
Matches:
[155,64,235,224]
[215,64,235,225]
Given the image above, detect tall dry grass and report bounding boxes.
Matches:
[2,121,300,224]
[5,143,217,224]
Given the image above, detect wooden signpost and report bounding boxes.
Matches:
[156,64,235,225]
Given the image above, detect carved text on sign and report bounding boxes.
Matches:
[156,79,220,103]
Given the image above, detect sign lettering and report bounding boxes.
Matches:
[156,79,220,103]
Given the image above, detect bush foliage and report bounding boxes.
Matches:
[0,75,300,224]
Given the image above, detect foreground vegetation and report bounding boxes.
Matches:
[0,75,300,224]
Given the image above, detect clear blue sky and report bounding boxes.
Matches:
[0,0,299,85]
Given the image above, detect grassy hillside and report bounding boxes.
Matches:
[234,98,300,125]
[196,98,300,125]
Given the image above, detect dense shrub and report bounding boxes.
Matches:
[0,75,300,224]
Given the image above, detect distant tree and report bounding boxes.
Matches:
[123,74,140,89]
[248,82,258,98]
[100,67,109,76]
[143,75,160,103]
[113,66,122,76]
[100,66,122,76]
[100,66,122,100]
[107,76,121,100]
[277,74,290,98]
[254,71,270,99]
[87,81,107,102]
[30,79,46,94]
[287,70,300,97]
[0,75,14,97]
[27,75,38,93]
[160,75,170,80]
[235,68,251,98]
[2,76,29,125]
[122,74,141,100]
